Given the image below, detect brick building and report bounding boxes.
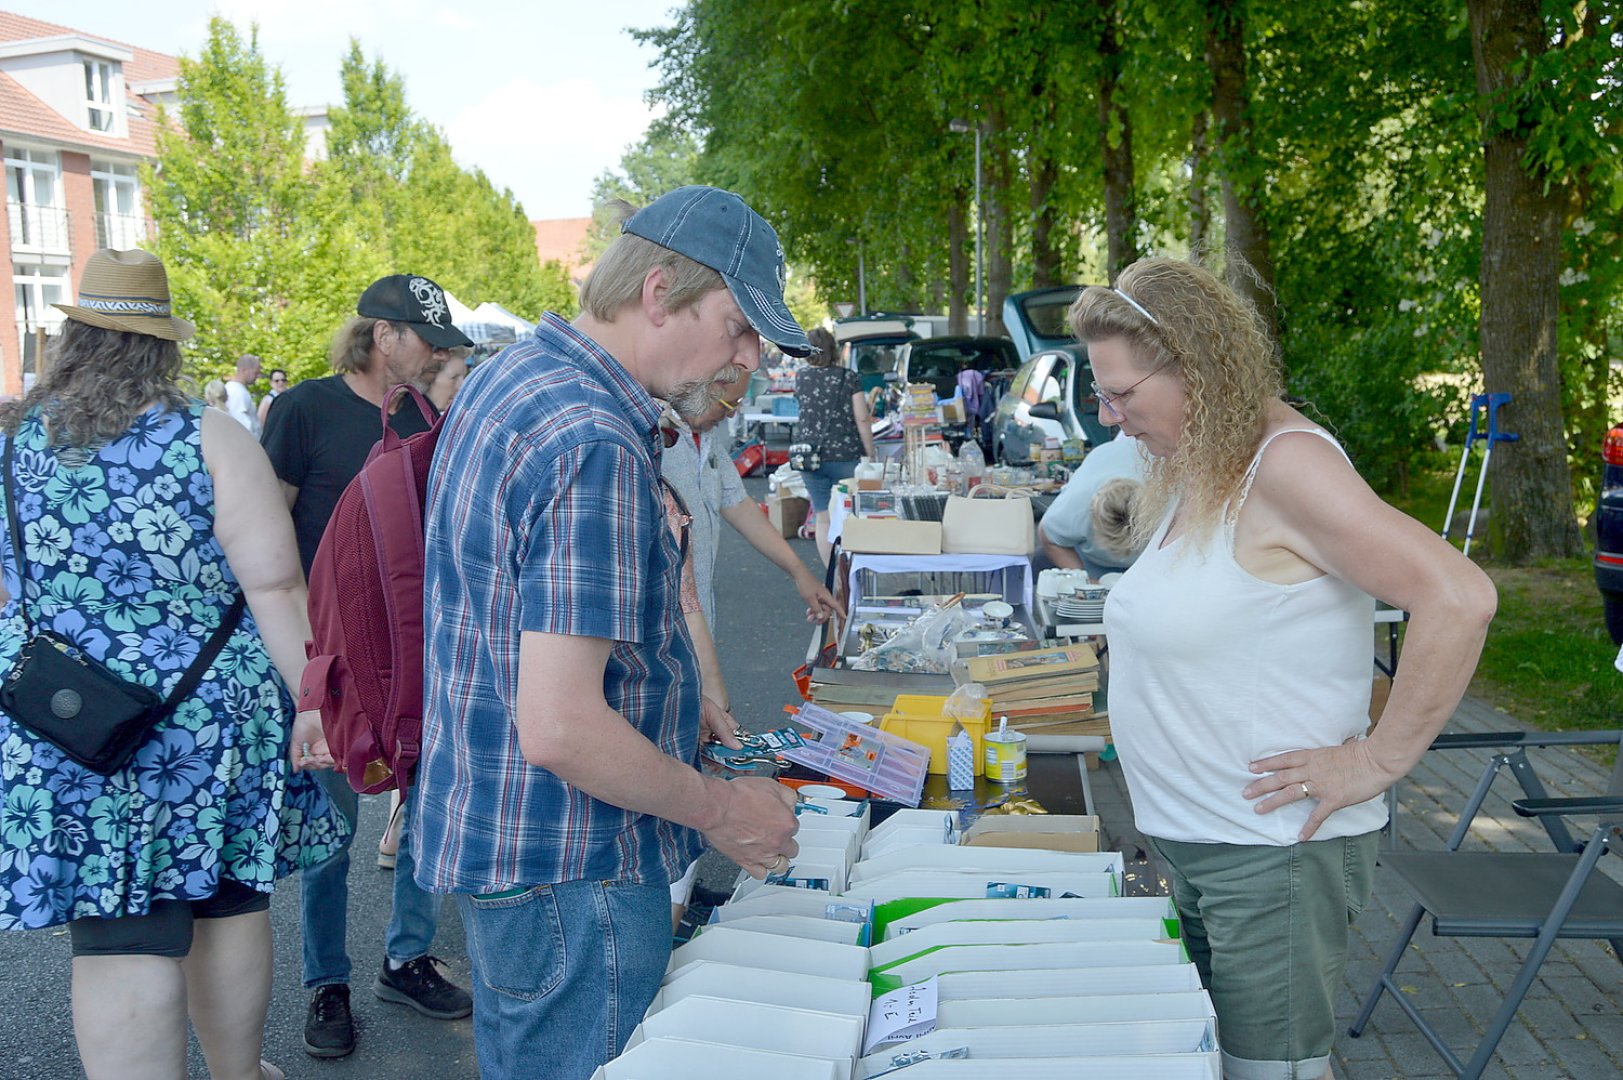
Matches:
[0,11,177,396]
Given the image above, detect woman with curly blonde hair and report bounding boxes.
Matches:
[1071,257,1496,1080]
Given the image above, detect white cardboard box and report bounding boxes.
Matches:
[851,845,1123,884]
[867,917,1174,968]
[935,963,1205,1001]
[868,939,1187,989]
[936,989,1215,1028]
[665,926,869,983]
[712,888,862,924]
[855,1018,1219,1077]
[632,995,862,1074]
[840,1053,1221,1080]
[880,896,1176,942]
[720,914,865,945]
[841,870,1121,904]
[597,1036,843,1080]
[649,961,871,1020]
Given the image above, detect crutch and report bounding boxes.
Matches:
[1441,392,1518,557]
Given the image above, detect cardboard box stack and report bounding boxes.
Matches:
[594,799,1222,1079]
[964,642,1108,738]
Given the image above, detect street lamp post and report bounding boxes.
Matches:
[847,236,866,315]
[949,117,983,333]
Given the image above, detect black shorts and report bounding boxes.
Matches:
[68,879,270,958]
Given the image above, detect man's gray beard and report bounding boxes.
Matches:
[669,363,746,423]
[667,378,716,422]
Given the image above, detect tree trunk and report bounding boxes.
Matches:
[1029,151,1060,289]
[985,104,1012,339]
[1468,0,1582,560]
[1097,0,1138,284]
[948,192,969,334]
[1189,109,1211,254]
[1029,68,1062,289]
[1204,0,1278,339]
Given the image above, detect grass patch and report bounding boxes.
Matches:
[1378,465,1618,767]
[1470,558,1620,742]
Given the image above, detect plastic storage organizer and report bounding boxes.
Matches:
[782,702,931,806]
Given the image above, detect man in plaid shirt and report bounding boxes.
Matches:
[418,188,809,1080]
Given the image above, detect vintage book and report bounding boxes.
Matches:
[965,643,1098,685]
[986,674,1101,702]
[992,693,1095,716]
[953,637,1041,659]
[1007,715,1113,737]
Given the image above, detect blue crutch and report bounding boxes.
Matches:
[1441,392,1518,557]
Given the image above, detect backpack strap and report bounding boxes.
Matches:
[377,384,438,456]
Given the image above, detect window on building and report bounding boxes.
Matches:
[92,162,143,248]
[14,261,68,387]
[5,148,67,250]
[84,60,115,132]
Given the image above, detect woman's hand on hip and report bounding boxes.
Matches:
[1245,737,1399,842]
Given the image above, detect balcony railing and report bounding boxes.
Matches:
[94,211,148,250]
[7,204,71,252]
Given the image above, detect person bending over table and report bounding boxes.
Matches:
[1073,259,1495,1080]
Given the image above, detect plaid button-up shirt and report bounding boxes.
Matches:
[415,313,704,893]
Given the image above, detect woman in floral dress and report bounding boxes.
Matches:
[0,250,347,1080]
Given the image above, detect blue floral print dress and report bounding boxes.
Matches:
[0,404,349,930]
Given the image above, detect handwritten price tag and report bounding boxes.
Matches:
[862,976,939,1056]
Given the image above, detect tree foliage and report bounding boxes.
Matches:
[641,0,1623,559]
[149,22,571,385]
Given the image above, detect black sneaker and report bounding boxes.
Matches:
[303,984,355,1059]
[373,955,473,1019]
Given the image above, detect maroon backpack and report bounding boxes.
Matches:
[299,385,440,795]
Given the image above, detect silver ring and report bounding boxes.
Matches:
[1299,781,1312,799]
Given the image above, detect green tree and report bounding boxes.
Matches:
[146,17,345,380]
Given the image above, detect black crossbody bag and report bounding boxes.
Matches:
[0,435,244,774]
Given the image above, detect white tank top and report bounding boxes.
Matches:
[1103,428,1388,845]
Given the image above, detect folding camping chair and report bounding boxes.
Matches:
[1348,729,1623,1079]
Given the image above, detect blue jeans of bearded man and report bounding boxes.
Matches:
[301,769,443,986]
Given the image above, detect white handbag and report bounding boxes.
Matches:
[941,494,1035,555]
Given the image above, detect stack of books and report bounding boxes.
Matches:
[964,643,1108,737]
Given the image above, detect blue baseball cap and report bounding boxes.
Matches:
[623,186,812,357]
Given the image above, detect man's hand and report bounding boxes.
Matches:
[703,776,799,879]
[794,573,845,624]
[700,696,742,748]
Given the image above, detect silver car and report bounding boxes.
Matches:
[988,345,1112,463]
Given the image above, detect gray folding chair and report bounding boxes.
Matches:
[1349,730,1623,1079]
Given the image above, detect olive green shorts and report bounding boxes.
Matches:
[1149,831,1378,1080]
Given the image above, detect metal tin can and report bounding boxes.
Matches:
[983,727,1028,784]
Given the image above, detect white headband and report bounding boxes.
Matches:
[1113,287,1159,327]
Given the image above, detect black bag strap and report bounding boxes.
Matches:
[4,429,245,718]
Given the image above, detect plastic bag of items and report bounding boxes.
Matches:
[849,600,976,674]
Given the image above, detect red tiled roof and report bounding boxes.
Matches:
[0,12,178,82]
[0,10,177,157]
[532,216,593,276]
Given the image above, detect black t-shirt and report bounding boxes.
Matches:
[260,375,434,573]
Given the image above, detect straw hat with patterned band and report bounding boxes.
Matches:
[52,248,195,341]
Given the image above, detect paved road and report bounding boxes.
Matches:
[3,475,1618,1078]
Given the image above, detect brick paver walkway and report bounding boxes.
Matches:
[1093,695,1622,1080]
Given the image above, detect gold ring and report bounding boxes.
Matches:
[769,855,786,871]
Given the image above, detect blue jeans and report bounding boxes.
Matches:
[803,459,859,512]
[458,879,670,1080]
[301,772,443,986]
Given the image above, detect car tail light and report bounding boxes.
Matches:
[1606,427,1623,466]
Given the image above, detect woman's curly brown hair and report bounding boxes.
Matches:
[0,320,191,447]
[1068,257,1281,550]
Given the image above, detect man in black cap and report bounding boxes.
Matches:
[261,273,474,1060]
